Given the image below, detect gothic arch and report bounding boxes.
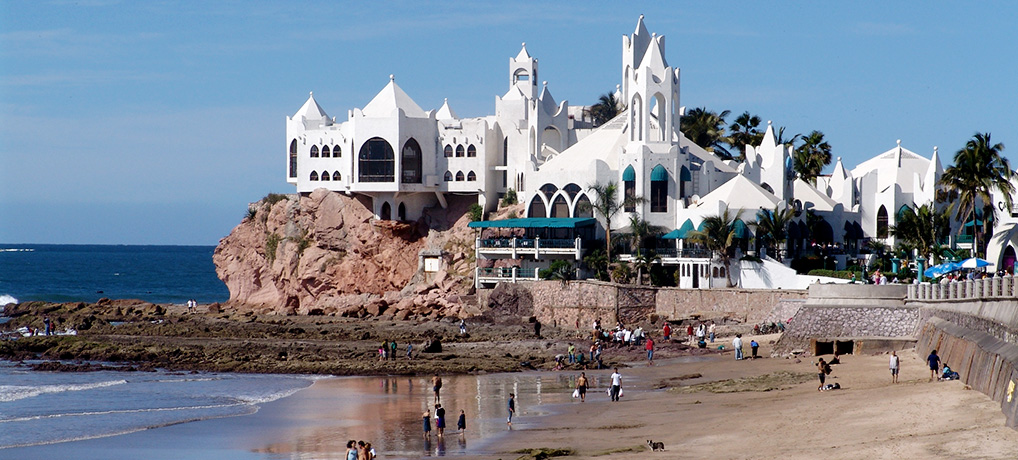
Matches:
[549,192,569,218]
[289,139,298,178]
[380,202,391,220]
[400,138,422,184]
[650,92,667,141]
[320,170,330,181]
[397,202,406,221]
[528,195,547,218]
[630,93,643,141]
[358,137,394,182]
[877,205,889,238]
[574,194,593,218]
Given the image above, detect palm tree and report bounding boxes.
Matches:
[687,207,740,287]
[941,132,1014,258]
[728,111,764,161]
[755,205,794,261]
[631,250,661,286]
[586,181,644,269]
[626,214,664,284]
[775,126,801,147]
[680,107,733,160]
[890,203,950,263]
[585,92,623,127]
[793,130,833,185]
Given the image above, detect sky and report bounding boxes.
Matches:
[1,1,1016,245]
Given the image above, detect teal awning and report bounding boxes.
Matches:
[622,165,636,182]
[697,220,708,231]
[680,165,691,181]
[732,219,750,238]
[650,164,668,181]
[468,217,598,229]
[662,219,696,239]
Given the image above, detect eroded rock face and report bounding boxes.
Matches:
[213,189,487,318]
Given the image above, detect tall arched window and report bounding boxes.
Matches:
[467,171,476,181]
[622,165,636,212]
[574,194,593,218]
[321,170,330,181]
[358,137,394,182]
[401,138,422,184]
[380,202,391,220]
[310,170,319,181]
[289,139,298,178]
[398,203,406,221]
[528,196,547,218]
[876,205,889,238]
[455,145,465,157]
[650,165,668,213]
[310,145,319,158]
[444,171,452,181]
[550,194,569,218]
[321,145,330,158]
[333,145,341,157]
[332,171,341,181]
[455,171,465,181]
[444,144,453,157]
[467,144,477,157]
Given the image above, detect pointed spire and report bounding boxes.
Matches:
[436,98,458,120]
[539,83,557,114]
[362,77,426,118]
[293,91,329,121]
[637,32,668,70]
[515,42,531,60]
[760,121,776,148]
[630,15,652,69]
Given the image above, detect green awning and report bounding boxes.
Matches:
[467,217,598,229]
[732,219,749,239]
[680,165,691,181]
[662,219,696,239]
[622,165,636,182]
[650,164,668,181]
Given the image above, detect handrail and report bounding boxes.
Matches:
[907,276,1018,301]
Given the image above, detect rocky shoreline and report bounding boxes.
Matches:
[0,299,718,376]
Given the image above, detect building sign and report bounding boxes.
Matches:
[424,257,441,273]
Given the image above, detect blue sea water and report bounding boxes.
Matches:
[0,244,229,305]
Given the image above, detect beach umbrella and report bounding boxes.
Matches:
[924,262,960,278]
[959,257,992,269]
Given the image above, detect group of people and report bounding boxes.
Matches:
[685,321,716,346]
[571,368,624,403]
[345,440,376,460]
[731,334,760,360]
[422,404,467,438]
[379,339,412,361]
[185,299,199,313]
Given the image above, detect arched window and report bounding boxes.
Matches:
[455,145,465,157]
[712,267,719,278]
[550,194,569,218]
[401,138,422,184]
[358,137,394,182]
[321,145,330,158]
[310,170,319,181]
[320,170,330,181]
[467,144,477,157]
[574,194,593,218]
[876,205,889,238]
[444,144,453,157]
[398,203,406,221]
[467,171,476,181]
[564,183,581,199]
[444,171,453,181]
[650,165,668,213]
[502,137,509,187]
[332,171,341,181]
[380,202,391,220]
[310,145,319,158]
[539,183,558,200]
[455,171,465,181]
[623,165,636,212]
[528,196,547,218]
[543,126,561,150]
[333,145,341,157]
[289,139,298,178]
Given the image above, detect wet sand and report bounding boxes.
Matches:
[8,335,1018,459]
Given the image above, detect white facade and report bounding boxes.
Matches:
[284,16,949,283]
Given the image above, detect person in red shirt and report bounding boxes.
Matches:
[645,337,655,364]
[662,323,671,341]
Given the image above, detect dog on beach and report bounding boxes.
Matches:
[647,440,665,451]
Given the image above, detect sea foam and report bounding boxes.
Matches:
[0,294,18,305]
[0,379,127,402]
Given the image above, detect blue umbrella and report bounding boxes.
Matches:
[959,257,992,269]
[924,262,960,278]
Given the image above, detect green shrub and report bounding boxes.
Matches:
[468,203,483,222]
[612,262,633,284]
[245,207,257,221]
[539,260,573,280]
[501,189,518,206]
[265,233,282,262]
[263,193,288,206]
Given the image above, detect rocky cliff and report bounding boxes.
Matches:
[213,189,497,319]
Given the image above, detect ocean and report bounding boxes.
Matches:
[0,244,229,305]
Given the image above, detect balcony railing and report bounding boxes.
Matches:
[908,276,1018,301]
[475,237,582,259]
[475,266,541,286]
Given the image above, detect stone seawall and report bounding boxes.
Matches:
[919,317,1018,429]
[480,281,805,330]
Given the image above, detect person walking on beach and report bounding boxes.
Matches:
[927,349,941,381]
[435,403,446,437]
[708,321,716,343]
[457,409,466,432]
[817,358,827,391]
[507,393,516,427]
[576,371,589,402]
[662,322,671,341]
[750,339,759,359]
[381,340,389,361]
[406,343,413,360]
[686,324,694,344]
[459,319,467,335]
[422,409,432,438]
[609,368,622,402]
[390,340,397,361]
[890,351,900,384]
[43,317,51,336]
[733,334,744,360]
[645,336,654,365]
[432,374,443,403]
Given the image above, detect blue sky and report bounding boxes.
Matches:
[2,1,1016,245]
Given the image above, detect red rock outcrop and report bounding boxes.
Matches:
[213,189,498,318]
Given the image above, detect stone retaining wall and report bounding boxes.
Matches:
[918,317,1018,429]
[776,306,920,354]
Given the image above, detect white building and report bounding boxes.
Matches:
[284,16,949,289]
